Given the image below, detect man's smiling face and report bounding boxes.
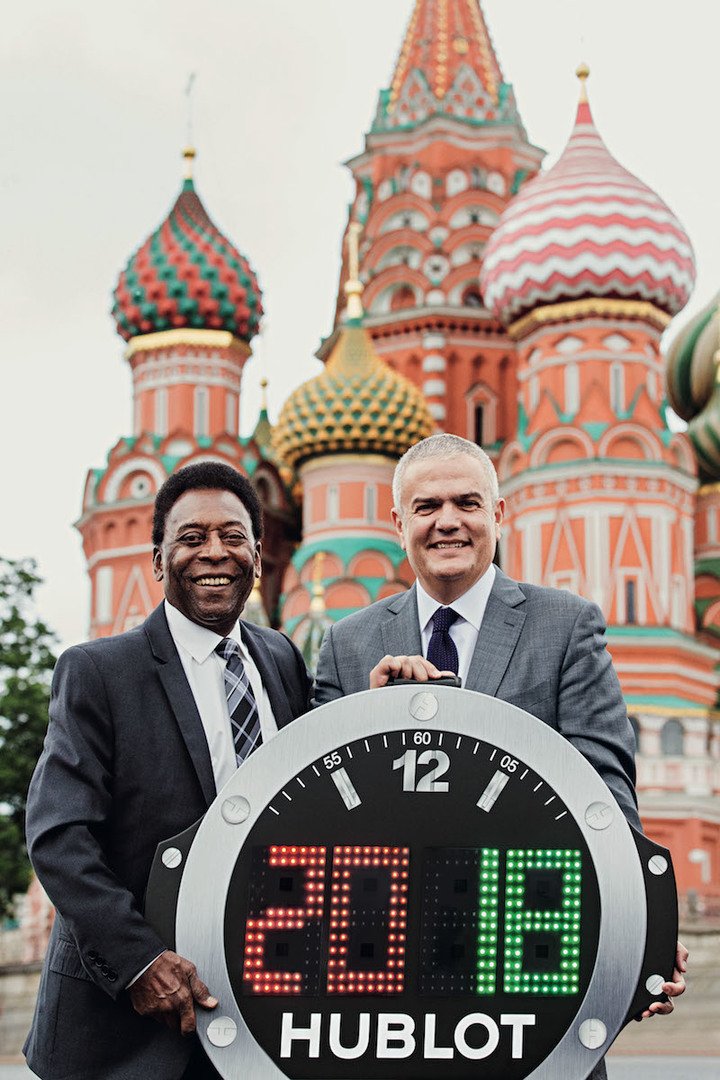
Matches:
[391,453,504,604]
[153,488,261,635]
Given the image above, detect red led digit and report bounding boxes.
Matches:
[327,845,410,995]
[242,845,327,995]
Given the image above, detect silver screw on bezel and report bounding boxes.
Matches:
[222,796,251,824]
[161,847,182,869]
[409,691,439,721]
[578,1018,607,1049]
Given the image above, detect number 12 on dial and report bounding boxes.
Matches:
[393,749,450,792]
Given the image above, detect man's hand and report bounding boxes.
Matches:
[636,940,688,1020]
[370,654,452,688]
[129,950,217,1035]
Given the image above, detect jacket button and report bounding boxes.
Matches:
[101,964,109,976]
[107,970,118,982]
[88,951,98,962]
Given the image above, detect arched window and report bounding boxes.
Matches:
[390,285,416,312]
[155,388,168,436]
[462,285,483,308]
[660,719,684,756]
[194,386,209,438]
[611,363,624,413]
[565,363,579,414]
[474,405,484,446]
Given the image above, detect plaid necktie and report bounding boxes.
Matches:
[427,606,460,675]
[215,638,262,765]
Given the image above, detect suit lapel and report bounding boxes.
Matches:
[144,605,216,806]
[381,587,423,658]
[240,621,295,731]
[465,570,527,695]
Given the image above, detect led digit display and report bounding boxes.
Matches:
[327,845,409,995]
[419,848,500,996]
[155,689,676,1080]
[504,849,582,995]
[242,845,327,995]
[223,726,602,1079]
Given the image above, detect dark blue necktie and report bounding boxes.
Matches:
[427,607,459,674]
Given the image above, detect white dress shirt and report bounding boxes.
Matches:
[164,600,278,792]
[416,564,496,686]
[129,602,278,989]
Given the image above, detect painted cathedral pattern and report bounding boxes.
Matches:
[78,1,719,911]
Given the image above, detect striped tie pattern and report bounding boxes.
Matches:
[215,638,262,765]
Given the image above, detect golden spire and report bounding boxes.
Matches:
[576,62,590,104]
[309,552,327,615]
[344,221,364,321]
[183,72,197,181]
[182,146,196,181]
[260,376,268,410]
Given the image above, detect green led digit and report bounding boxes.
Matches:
[503,849,582,995]
[475,848,499,994]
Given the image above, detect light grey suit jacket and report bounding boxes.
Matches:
[315,570,640,830]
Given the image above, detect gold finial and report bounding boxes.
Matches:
[260,376,268,409]
[344,221,364,321]
[309,552,327,615]
[576,62,590,103]
[182,146,196,180]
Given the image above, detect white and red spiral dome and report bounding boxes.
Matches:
[480,73,695,327]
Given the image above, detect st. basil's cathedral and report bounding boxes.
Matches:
[73,0,720,913]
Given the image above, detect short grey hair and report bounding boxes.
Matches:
[392,434,500,512]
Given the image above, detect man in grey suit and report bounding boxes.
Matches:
[315,434,687,1079]
[24,462,313,1080]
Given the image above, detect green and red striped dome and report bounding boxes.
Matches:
[112,173,263,343]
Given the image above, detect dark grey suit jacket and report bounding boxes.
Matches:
[24,604,312,1080]
[315,570,640,830]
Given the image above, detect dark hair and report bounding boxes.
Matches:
[152,462,264,546]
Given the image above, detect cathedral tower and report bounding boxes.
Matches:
[274,226,435,648]
[666,295,720,643]
[330,0,543,446]
[480,69,719,902]
[77,151,293,635]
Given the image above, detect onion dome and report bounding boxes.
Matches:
[273,324,435,469]
[687,384,720,484]
[112,149,263,343]
[665,292,720,423]
[480,67,695,331]
[665,293,720,482]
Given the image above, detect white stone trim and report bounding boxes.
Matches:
[103,458,167,504]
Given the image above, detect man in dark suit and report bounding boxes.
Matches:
[24,462,312,1080]
[315,434,687,1080]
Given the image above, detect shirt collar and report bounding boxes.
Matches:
[164,600,245,664]
[416,563,496,634]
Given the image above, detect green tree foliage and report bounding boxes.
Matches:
[0,558,56,914]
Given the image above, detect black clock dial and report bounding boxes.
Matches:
[223,728,600,1079]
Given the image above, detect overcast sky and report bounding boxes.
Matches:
[2,1,719,651]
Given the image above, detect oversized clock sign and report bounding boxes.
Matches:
[146,685,678,1079]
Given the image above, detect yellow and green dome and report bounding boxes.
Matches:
[273,324,435,468]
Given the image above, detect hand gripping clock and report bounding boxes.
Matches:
[146,685,678,1080]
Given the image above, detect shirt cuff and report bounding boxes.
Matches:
[126,952,164,989]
